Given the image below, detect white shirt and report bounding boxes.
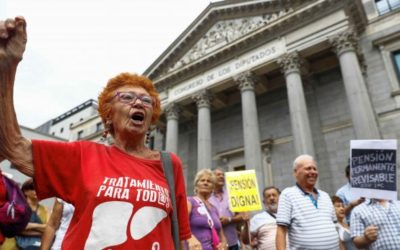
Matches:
[250,211,279,250]
[51,199,75,250]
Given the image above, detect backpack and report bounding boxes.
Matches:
[0,175,32,237]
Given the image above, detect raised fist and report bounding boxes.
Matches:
[0,16,27,67]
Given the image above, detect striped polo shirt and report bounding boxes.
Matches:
[276,184,339,249]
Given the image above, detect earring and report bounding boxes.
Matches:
[145,130,151,145]
[100,121,112,143]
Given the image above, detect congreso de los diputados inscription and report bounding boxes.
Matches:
[143,0,400,196]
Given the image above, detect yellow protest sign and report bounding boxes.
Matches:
[225,170,262,212]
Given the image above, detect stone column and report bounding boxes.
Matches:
[278,52,315,156]
[193,90,213,170]
[153,126,165,151]
[165,103,180,153]
[330,30,381,139]
[234,71,265,190]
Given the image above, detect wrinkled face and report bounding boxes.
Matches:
[195,174,214,194]
[263,188,279,213]
[110,86,153,138]
[294,158,318,189]
[214,169,225,187]
[333,201,345,221]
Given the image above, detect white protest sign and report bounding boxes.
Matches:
[350,140,397,200]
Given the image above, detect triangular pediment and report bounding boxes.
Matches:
[168,9,293,72]
[144,0,304,81]
[145,0,366,89]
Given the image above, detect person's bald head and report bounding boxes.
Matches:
[293,154,318,190]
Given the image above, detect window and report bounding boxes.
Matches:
[234,165,245,171]
[77,130,84,140]
[375,0,400,15]
[96,122,103,132]
[373,35,400,104]
[393,50,400,80]
[60,127,64,133]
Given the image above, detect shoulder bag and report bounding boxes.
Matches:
[160,151,180,250]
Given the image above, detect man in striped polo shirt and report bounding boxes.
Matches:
[275,154,339,250]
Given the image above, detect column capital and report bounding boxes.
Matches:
[278,52,307,76]
[193,90,212,109]
[329,29,359,56]
[234,71,257,92]
[165,102,181,120]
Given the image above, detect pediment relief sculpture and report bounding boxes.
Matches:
[168,8,293,73]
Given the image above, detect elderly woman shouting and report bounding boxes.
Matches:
[0,17,194,249]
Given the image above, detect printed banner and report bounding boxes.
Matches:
[225,170,262,212]
[350,140,397,200]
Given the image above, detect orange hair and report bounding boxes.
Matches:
[98,73,161,126]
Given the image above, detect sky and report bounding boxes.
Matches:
[2,0,213,128]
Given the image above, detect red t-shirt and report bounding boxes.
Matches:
[32,140,191,250]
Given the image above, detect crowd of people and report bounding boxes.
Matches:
[1,16,400,250]
[186,155,400,250]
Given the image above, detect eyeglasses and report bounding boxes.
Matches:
[115,91,153,107]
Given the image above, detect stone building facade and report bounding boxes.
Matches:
[144,0,400,195]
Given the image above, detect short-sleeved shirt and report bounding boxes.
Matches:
[276,184,339,250]
[209,188,238,247]
[32,140,191,250]
[336,223,357,250]
[250,211,278,250]
[350,200,400,250]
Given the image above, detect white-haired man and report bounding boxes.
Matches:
[276,155,339,250]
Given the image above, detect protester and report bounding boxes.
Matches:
[187,169,228,250]
[0,170,20,250]
[242,186,286,250]
[336,165,365,223]
[0,171,6,245]
[0,17,192,249]
[16,179,48,250]
[40,199,74,250]
[351,198,400,249]
[209,168,248,250]
[276,154,339,250]
[331,196,357,250]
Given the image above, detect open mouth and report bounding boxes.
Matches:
[131,112,145,123]
[307,176,317,182]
